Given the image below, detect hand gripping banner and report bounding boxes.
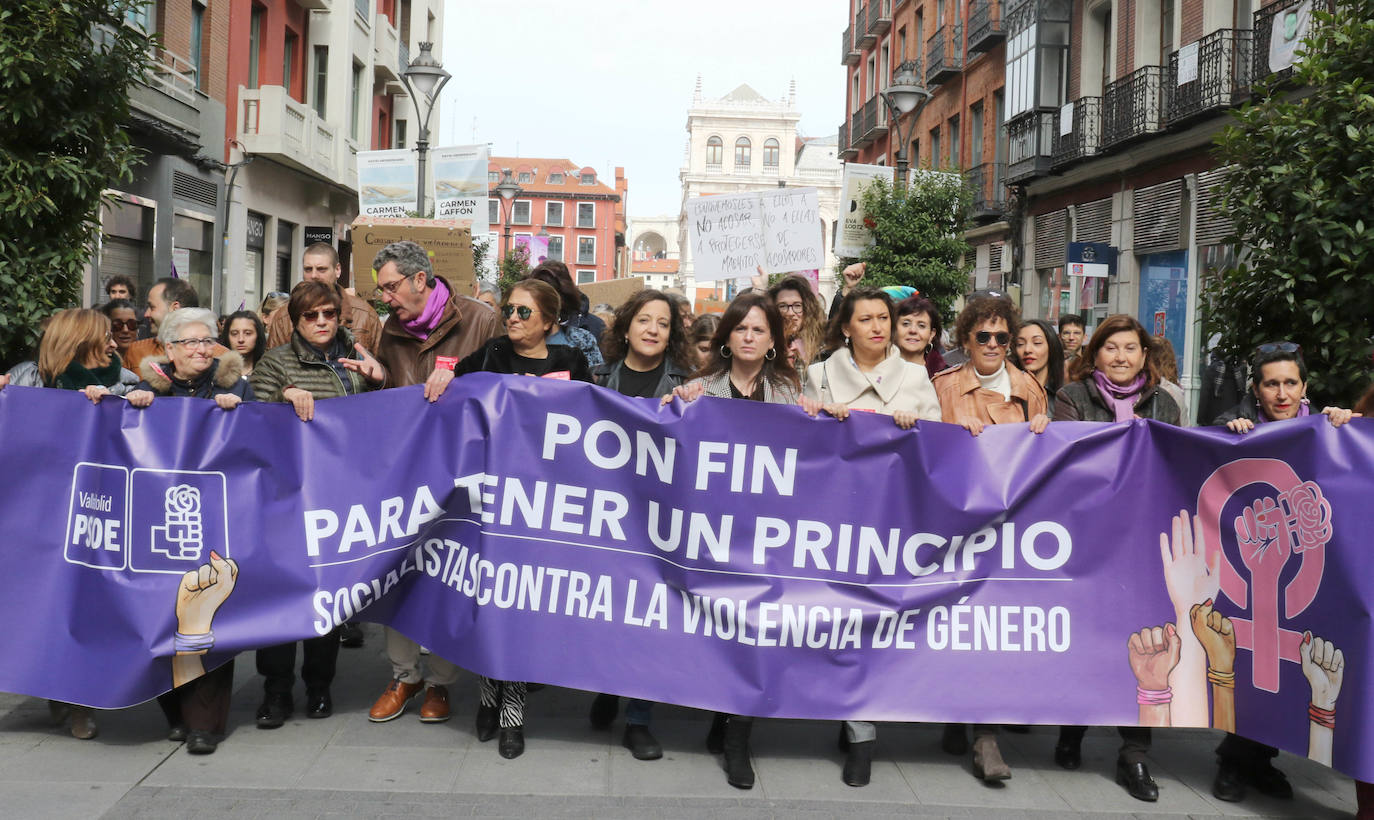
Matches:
[0,377,1371,779]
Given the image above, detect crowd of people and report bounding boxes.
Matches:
[2,243,1371,815]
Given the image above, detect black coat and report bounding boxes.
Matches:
[455,336,593,382]
[1053,377,1180,425]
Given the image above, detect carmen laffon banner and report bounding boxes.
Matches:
[0,377,1371,780]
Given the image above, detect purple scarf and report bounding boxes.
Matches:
[1258,398,1311,424]
[1093,370,1146,422]
[401,278,450,340]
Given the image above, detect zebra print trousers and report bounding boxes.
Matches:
[478,677,527,728]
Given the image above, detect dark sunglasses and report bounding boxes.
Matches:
[1255,341,1300,356]
[109,319,138,331]
[301,308,338,321]
[975,330,1011,346]
[501,304,534,320]
[265,291,290,299]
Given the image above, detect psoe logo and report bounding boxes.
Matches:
[1197,458,1330,693]
[64,462,129,571]
[128,469,229,574]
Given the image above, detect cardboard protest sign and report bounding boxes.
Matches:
[686,188,823,282]
[349,218,475,300]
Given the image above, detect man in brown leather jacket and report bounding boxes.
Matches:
[366,239,500,725]
[265,243,382,354]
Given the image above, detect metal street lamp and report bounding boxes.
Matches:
[400,41,452,217]
[880,60,932,192]
[494,168,523,259]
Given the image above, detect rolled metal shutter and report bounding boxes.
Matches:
[1033,210,1068,269]
[1194,167,1233,246]
[1132,179,1184,254]
[1075,197,1112,243]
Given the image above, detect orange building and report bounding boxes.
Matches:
[487,158,627,285]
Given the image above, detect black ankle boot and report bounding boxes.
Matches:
[722,717,755,789]
[705,711,728,753]
[842,740,874,786]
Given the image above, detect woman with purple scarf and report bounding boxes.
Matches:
[1051,313,1180,803]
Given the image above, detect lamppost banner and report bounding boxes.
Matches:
[836,163,891,258]
[432,144,489,230]
[357,149,418,217]
[0,380,1370,781]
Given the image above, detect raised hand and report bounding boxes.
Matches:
[175,550,239,638]
[1301,631,1344,711]
[1189,599,1236,673]
[339,343,386,385]
[1160,509,1220,615]
[1128,623,1182,691]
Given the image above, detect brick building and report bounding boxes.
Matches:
[838,0,1013,292]
[485,159,626,285]
[1004,0,1299,411]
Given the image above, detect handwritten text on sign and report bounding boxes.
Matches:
[686,188,822,282]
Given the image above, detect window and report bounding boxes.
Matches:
[970,102,984,165]
[577,236,595,264]
[376,110,388,149]
[547,236,563,262]
[395,119,406,148]
[518,171,532,183]
[312,46,328,116]
[898,27,907,60]
[488,171,500,182]
[549,171,564,184]
[948,115,960,167]
[283,32,297,96]
[577,202,594,228]
[1160,0,1175,61]
[706,136,723,165]
[866,54,876,94]
[580,172,595,185]
[879,42,890,91]
[546,201,563,226]
[488,199,498,225]
[930,127,941,168]
[248,6,265,89]
[577,270,595,285]
[350,62,363,141]
[763,138,780,167]
[512,200,531,224]
[191,2,205,90]
[735,137,751,167]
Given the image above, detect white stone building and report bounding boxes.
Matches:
[627,214,681,291]
[677,79,843,303]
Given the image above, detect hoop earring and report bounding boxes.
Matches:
[720,345,732,359]
[765,348,776,361]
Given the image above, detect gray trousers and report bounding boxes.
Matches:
[384,626,460,686]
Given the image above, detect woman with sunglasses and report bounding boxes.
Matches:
[219,310,268,379]
[930,295,1048,782]
[101,299,141,362]
[452,278,591,760]
[247,281,383,732]
[1050,314,1178,802]
[1204,341,1357,806]
[662,291,799,790]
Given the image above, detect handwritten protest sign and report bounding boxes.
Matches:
[686,188,823,282]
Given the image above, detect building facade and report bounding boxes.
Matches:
[88,1,232,307]
[628,215,682,291]
[1003,0,1295,410]
[222,0,445,310]
[678,80,844,303]
[485,159,626,285]
[838,0,1014,298]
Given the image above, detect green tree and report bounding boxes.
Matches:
[497,243,530,294]
[0,0,154,369]
[1206,0,1374,403]
[852,173,972,323]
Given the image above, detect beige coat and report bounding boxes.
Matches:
[804,346,941,420]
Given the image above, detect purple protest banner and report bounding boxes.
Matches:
[0,376,1370,780]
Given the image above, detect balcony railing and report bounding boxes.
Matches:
[967,0,1005,56]
[1052,96,1101,168]
[867,0,892,37]
[965,162,1008,218]
[838,122,858,159]
[147,45,199,103]
[373,13,399,82]
[1253,0,1305,86]
[1102,66,1164,148]
[851,107,868,147]
[859,95,888,143]
[856,4,876,46]
[842,25,860,65]
[1005,110,1056,183]
[926,24,965,85]
[239,85,344,185]
[1166,28,1252,124]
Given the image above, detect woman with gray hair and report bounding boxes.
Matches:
[125,308,254,410]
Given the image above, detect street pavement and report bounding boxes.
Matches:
[0,625,1357,820]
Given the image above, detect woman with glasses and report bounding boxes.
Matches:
[38,308,140,403]
[451,278,591,760]
[121,308,250,754]
[101,299,141,362]
[1050,314,1178,802]
[931,295,1048,782]
[219,310,267,379]
[247,282,383,730]
[767,275,826,379]
[662,291,800,790]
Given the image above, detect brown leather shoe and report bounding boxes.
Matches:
[368,678,422,722]
[419,685,451,723]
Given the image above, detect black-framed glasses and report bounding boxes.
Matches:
[776,302,805,315]
[169,337,216,350]
[301,308,339,322]
[975,330,1011,346]
[501,304,534,320]
[109,319,138,331]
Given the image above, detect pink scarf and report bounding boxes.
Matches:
[401,278,450,340]
[1093,370,1146,421]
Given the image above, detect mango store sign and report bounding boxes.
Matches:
[686,188,823,283]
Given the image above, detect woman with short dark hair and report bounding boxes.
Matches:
[893,295,948,377]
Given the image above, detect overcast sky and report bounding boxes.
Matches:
[436,1,845,218]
